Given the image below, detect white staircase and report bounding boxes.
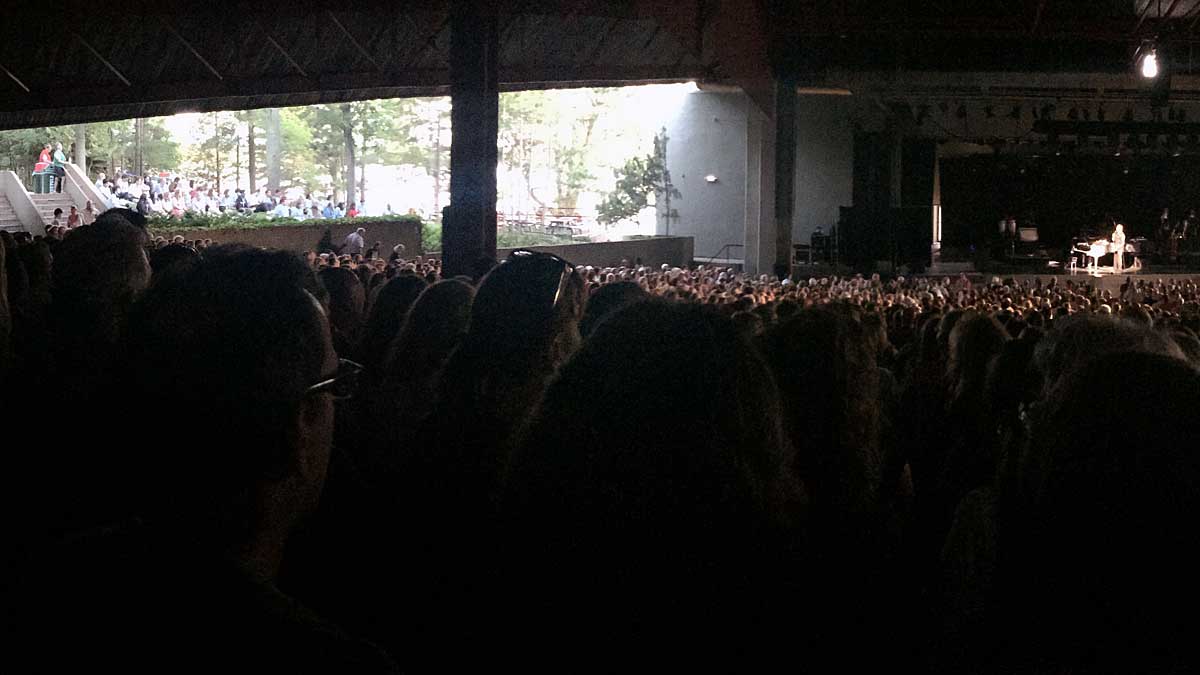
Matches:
[0,194,22,233]
[28,193,75,227]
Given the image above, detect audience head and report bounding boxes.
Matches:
[579,280,648,337]
[119,248,336,542]
[359,275,427,373]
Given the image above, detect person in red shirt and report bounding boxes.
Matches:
[346,203,360,218]
[34,143,51,173]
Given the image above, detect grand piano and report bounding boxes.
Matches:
[1072,237,1141,273]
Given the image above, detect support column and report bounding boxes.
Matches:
[743,98,776,276]
[443,0,499,279]
[772,79,797,278]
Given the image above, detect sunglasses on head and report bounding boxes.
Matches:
[306,358,363,400]
[508,249,576,309]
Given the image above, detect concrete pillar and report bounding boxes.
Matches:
[743,103,776,276]
[773,79,797,278]
[443,0,499,278]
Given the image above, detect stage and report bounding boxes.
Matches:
[958,269,1200,294]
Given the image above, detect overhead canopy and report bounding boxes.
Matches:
[5,1,1200,129]
[0,0,773,129]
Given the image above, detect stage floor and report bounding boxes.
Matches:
[960,270,1200,294]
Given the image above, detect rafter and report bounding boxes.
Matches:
[162,17,224,80]
[73,31,132,87]
[265,34,309,78]
[328,11,383,71]
[0,62,30,94]
[1131,0,1156,36]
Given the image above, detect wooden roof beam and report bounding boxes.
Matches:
[162,17,224,80]
[328,11,383,71]
[0,62,31,94]
[265,34,309,78]
[73,31,132,87]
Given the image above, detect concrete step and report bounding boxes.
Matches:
[1,221,23,233]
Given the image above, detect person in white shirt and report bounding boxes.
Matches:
[343,227,366,255]
[271,201,292,218]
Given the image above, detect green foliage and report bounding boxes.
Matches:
[0,119,178,177]
[497,230,587,248]
[497,89,620,210]
[418,219,587,252]
[186,112,238,188]
[148,212,423,232]
[301,104,348,199]
[597,129,679,226]
[277,108,315,188]
[421,220,442,252]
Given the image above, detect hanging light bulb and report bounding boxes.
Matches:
[1142,49,1159,79]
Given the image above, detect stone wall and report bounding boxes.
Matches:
[154,219,423,256]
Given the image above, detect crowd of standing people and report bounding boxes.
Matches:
[93,170,371,221]
[3,204,1200,672]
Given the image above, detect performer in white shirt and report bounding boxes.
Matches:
[1112,223,1126,274]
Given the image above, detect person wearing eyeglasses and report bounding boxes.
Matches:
[10,248,394,672]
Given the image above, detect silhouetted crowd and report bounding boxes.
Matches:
[3,208,1200,672]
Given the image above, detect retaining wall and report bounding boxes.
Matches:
[494,236,694,268]
[152,219,423,256]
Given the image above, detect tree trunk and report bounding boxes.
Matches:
[212,113,222,193]
[432,114,442,216]
[135,118,145,176]
[341,104,356,208]
[247,119,257,192]
[74,124,87,172]
[359,153,366,207]
[265,108,282,190]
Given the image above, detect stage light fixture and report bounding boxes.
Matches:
[704,174,718,183]
[1141,49,1159,78]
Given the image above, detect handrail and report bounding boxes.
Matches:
[0,171,45,235]
[61,163,110,212]
[702,242,745,263]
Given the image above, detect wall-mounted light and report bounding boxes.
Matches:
[1141,49,1159,79]
[705,174,718,183]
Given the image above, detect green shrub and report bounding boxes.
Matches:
[148,211,423,232]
